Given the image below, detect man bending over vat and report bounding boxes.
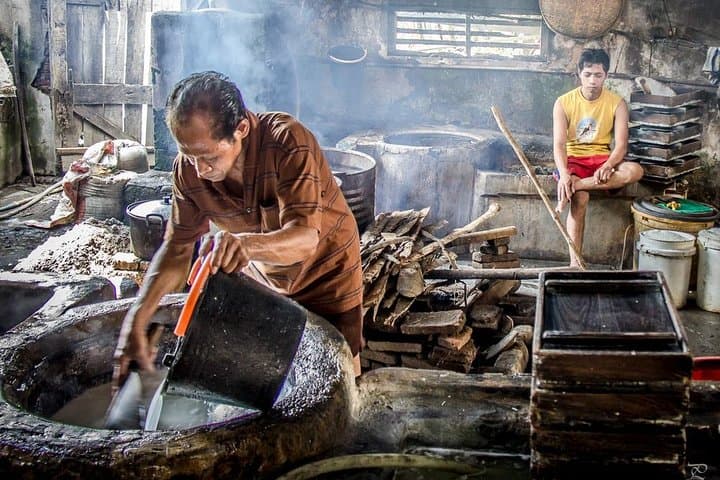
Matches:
[113,71,363,385]
[553,48,644,267]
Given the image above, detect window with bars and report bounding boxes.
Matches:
[391,9,544,61]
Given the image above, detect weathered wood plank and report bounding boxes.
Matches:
[532,390,688,426]
[534,351,692,385]
[531,429,685,459]
[437,326,472,351]
[73,84,153,105]
[366,341,423,354]
[471,251,519,264]
[74,105,139,142]
[401,310,465,336]
[103,9,126,133]
[49,0,73,153]
[67,1,105,145]
[126,0,151,142]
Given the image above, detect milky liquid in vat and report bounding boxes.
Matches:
[50,366,295,430]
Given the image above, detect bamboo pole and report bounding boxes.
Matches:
[490,106,587,270]
[425,266,579,281]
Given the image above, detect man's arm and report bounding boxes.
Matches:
[595,99,629,183]
[208,221,319,275]
[553,98,573,205]
[113,240,194,388]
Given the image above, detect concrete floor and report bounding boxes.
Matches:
[1,179,719,358]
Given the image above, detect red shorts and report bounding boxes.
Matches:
[559,154,610,179]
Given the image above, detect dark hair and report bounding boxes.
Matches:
[577,48,610,73]
[165,71,247,142]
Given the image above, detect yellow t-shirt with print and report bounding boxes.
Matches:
[558,87,622,157]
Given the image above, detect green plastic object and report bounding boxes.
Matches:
[657,198,715,214]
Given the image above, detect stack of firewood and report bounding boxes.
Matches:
[471,227,521,269]
[359,203,534,375]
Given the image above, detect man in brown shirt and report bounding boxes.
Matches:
[113,71,363,385]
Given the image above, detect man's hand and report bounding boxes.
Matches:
[112,315,156,395]
[209,230,251,274]
[556,171,574,213]
[594,162,615,184]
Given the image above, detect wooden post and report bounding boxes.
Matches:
[49,0,73,173]
[12,23,35,186]
[126,0,151,143]
[490,106,587,270]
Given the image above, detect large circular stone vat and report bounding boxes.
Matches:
[0,295,356,479]
[337,129,508,230]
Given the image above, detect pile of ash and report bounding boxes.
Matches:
[14,218,132,277]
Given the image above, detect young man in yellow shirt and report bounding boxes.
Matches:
[553,48,644,267]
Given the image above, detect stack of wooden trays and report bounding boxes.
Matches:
[628,87,704,183]
[531,271,692,479]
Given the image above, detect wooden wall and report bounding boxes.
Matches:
[52,0,152,165]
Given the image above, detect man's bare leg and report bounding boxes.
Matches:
[574,162,644,192]
[567,190,589,267]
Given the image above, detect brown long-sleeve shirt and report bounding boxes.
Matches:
[165,111,362,315]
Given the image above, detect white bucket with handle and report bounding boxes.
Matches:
[637,229,696,308]
[697,228,720,312]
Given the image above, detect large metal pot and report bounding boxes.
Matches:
[126,196,172,260]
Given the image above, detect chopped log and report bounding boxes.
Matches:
[483,325,533,360]
[478,244,509,255]
[412,203,501,261]
[361,349,398,365]
[429,340,478,372]
[469,304,503,330]
[400,310,466,336]
[474,259,522,269]
[393,207,430,237]
[447,226,517,247]
[471,251,519,264]
[383,209,419,234]
[498,295,537,316]
[496,315,514,336]
[488,237,511,246]
[363,256,386,284]
[381,288,400,310]
[361,236,413,259]
[366,340,424,354]
[396,262,424,298]
[400,355,438,370]
[363,273,390,311]
[494,341,528,374]
[375,296,415,332]
[361,212,391,244]
[476,280,521,305]
[437,326,473,351]
[424,266,578,280]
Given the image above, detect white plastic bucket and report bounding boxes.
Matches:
[697,228,720,312]
[637,229,696,308]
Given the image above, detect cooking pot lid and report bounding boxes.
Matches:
[127,195,172,219]
[632,196,720,222]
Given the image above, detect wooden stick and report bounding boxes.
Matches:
[490,106,587,270]
[425,266,579,280]
[12,23,36,186]
[413,202,501,260]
